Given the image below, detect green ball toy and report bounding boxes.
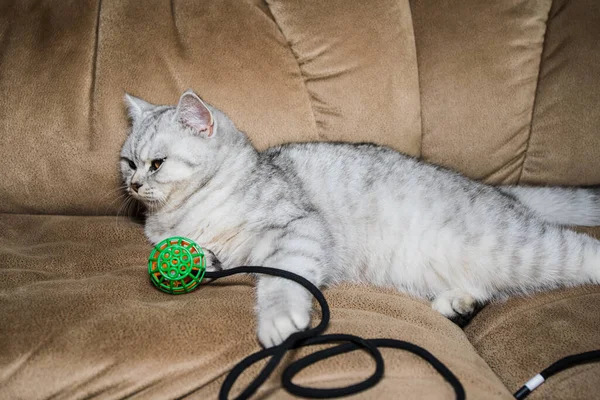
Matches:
[148,236,206,294]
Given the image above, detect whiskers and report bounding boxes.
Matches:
[104,184,144,226]
[97,183,166,228]
[93,185,130,216]
[156,191,168,208]
[143,190,168,213]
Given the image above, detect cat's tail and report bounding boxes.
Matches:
[512,225,600,293]
[499,186,600,227]
[470,223,600,301]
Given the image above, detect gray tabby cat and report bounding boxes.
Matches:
[120,89,600,348]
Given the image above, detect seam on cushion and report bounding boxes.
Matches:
[469,290,600,345]
[482,151,524,183]
[169,0,185,53]
[407,0,424,159]
[516,0,553,184]
[263,2,323,140]
[88,0,102,151]
[251,0,277,22]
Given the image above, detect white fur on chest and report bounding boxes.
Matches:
[146,200,257,267]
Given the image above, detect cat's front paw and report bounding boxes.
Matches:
[204,249,222,272]
[257,310,310,348]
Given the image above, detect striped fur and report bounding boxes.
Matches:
[121,90,600,347]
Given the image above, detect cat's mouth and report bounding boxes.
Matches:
[128,189,158,205]
[142,194,165,208]
[135,195,160,205]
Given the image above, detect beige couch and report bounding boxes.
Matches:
[1,0,599,398]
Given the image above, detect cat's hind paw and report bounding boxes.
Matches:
[432,289,480,327]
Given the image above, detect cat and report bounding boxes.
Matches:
[120,89,600,348]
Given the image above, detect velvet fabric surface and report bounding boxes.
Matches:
[1,0,599,399]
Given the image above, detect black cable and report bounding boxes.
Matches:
[513,350,600,399]
[204,267,465,400]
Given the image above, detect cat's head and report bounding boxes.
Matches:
[120,89,248,210]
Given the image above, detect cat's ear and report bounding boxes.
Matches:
[124,93,155,122]
[174,89,215,137]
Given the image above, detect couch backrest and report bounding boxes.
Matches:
[1,0,599,215]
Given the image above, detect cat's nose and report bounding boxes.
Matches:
[131,182,143,192]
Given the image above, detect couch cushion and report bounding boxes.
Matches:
[521,0,600,186]
[267,0,422,155]
[411,0,552,184]
[0,0,423,215]
[0,214,512,399]
[465,285,600,400]
[0,0,316,215]
[411,0,600,186]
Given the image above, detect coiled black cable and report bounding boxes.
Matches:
[203,267,600,399]
[204,267,465,400]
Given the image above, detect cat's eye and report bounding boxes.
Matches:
[126,159,136,170]
[150,158,165,172]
